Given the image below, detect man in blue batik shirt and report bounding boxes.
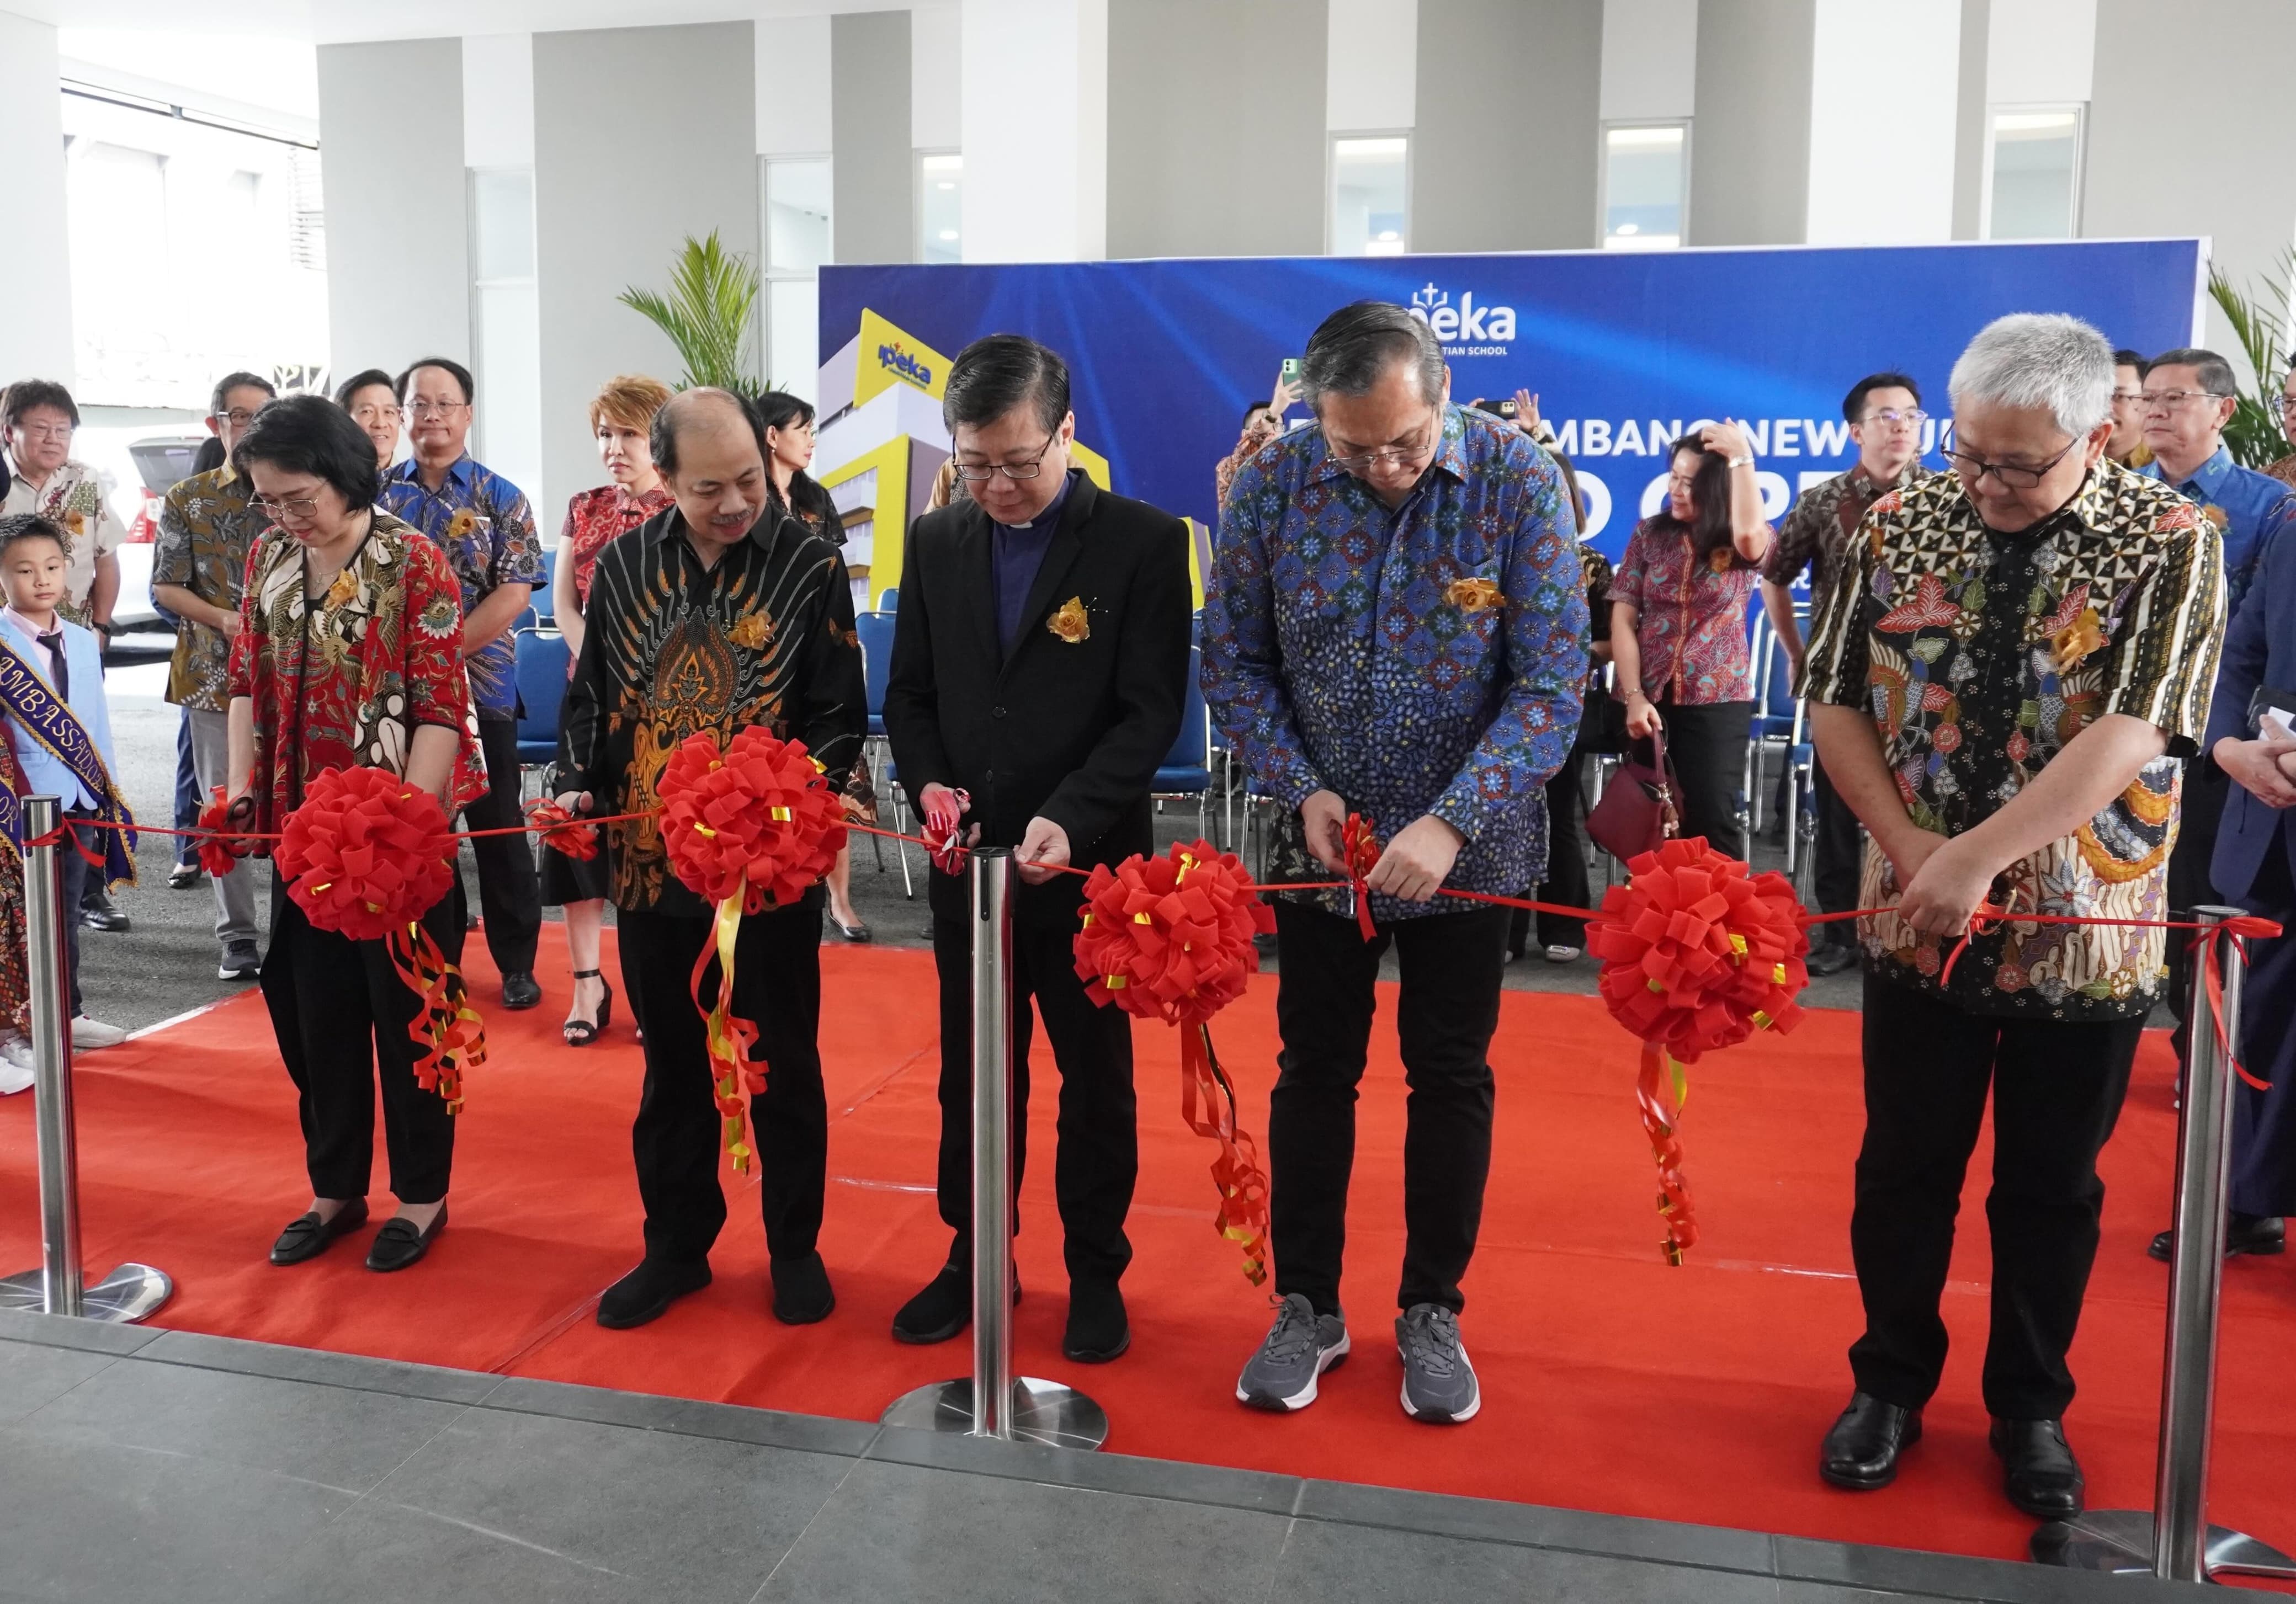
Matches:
[1204,301,1587,1426]
[2135,347,2296,1080]
[380,356,548,1011]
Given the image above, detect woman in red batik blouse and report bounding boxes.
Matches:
[548,375,672,1047]
[224,395,487,1275]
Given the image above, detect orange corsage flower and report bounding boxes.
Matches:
[323,569,360,610]
[1707,546,1735,574]
[1446,576,1502,614]
[2051,607,2105,672]
[444,509,481,541]
[729,612,773,650]
[1048,596,1090,643]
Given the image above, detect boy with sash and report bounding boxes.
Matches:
[0,513,135,1076]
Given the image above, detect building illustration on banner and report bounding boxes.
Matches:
[814,308,1212,612]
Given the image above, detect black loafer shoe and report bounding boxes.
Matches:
[167,861,204,890]
[79,900,130,934]
[1807,937,1859,977]
[365,1204,447,1272]
[1062,1280,1130,1363]
[1990,1417,2084,1519]
[771,1252,837,1325]
[891,1257,1021,1344]
[1819,1390,1922,1490]
[270,1198,368,1266]
[597,1256,711,1329]
[500,971,542,1011]
[2149,1212,2284,1262]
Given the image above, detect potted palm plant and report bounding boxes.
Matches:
[2205,253,2293,471]
[618,230,763,395]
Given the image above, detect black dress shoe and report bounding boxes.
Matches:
[167,860,204,890]
[597,1256,711,1329]
[365,1204,447,1271]
[1063,1280,1130,1363]
[1807,935,1859,977]
[891,1258,1021,1344]
[1990,1417,2085,1518]
[270,1198,369,1266]
[2149,1212,2284,1262]
[771,1252,836,1325]
[500,971,542,1010]
[1819,1390,1922,1490]
[79,889,130,933]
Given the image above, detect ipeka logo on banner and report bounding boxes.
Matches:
[815,239,2201,577]
[1409,281,1516,355]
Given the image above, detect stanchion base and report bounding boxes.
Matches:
[0,1262,173,1324]
[2032,1509,2296,1579]
[880,1377,1109,1451]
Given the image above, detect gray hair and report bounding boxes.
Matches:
[1302,301,1445,409]
[2145,346,2239,400]
[1948,313,2114,438]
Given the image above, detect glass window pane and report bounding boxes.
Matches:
[767,158,832,275]
[920,153,961,264]
[473,169,534,281]
[1989,110,2078,240]
[769,278,819,400]
[1330,136,1407,257]
[1603,125,1684,250]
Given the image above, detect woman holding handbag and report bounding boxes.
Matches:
[1607,423,1771,862]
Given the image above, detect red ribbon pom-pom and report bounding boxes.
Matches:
[1588,836,1810,1063]
[275,766,458,941]
[194,787,256,880]
[657,728,846,914]
[525,796,600,861]
[1073,839,1275,1025]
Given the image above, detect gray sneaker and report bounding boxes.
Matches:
[1396,1303,1480,1423]
[1236,1292,1349,1411]
[219,940,262,982]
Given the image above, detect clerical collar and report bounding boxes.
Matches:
[996,467,1080,532]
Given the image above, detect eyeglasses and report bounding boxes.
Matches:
[2273,395,2296,419]
[1942,435,2081,491]
[13,423,72,442]
[406,399,467,419]
[2110,389,2146,406]
[1861,408,1928,428]
[217,409,263,428]
[1325,415,1442,472]
[253,494,322,520]
[2138,389,2230,412]
[952,433,1059,481]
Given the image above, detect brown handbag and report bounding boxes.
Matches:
[1587,724,1682,863]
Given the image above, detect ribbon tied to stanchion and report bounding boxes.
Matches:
[1074,839,1278,1285]
[272,766,485,1109]
[658,727,847,1170]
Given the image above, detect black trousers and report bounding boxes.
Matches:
[619,899,827,1265]
[1270,900,1510,1317]
[2229,836,2296,1219]
[261,877,466,1205]
[1656,699,1751,862]
[2163,757,2230,1069]
[58,815,91,1016]
[1811,755,1863,924]
[463,713,541,975]
[933,914,1138,1285]
[1524,752,1590,950]
[1848,976,2142,1420]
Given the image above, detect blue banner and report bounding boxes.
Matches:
[820,239,2202,559]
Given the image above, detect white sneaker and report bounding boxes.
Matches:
[70,1016,129,1050]
[0,1037,33,1095]
[1543,944,1582,963]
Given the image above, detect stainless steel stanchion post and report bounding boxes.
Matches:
[2032,907,2292,1580]
[881,848,1107,1450]
[0,796,172,1323]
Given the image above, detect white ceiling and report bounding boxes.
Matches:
[13,0,953,44]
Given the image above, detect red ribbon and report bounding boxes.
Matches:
[1340,813,1380,940]
[1636,1042,1698,1265]
[387,919,486,1111]
[524,796,600,861]
[194,788,254,879]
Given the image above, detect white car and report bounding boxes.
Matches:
[74,432,206,659]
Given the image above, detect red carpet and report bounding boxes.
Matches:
[6,927,2295,1575]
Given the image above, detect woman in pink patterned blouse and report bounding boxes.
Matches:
[1608,422,1772,860]
[547,375,672,1047]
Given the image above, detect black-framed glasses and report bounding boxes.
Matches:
[253,494,321,520]
[1325,411,1443,472]
[2273,396,2296,419]
[952,433,1059,481]
[1942,435,2082,491]
[217,408,263,428]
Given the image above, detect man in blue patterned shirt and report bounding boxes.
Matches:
[1205,302,1587,1425]
[379,356,548,1010]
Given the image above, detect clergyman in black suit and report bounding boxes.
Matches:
[883,333,1192,1365]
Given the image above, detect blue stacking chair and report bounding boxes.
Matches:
[1152,647,1215,840]
[853,610,912,896]
[877,585,899,612]
[513,628,570,781]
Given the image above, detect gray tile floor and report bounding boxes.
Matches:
[0,1308,2191,1604]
